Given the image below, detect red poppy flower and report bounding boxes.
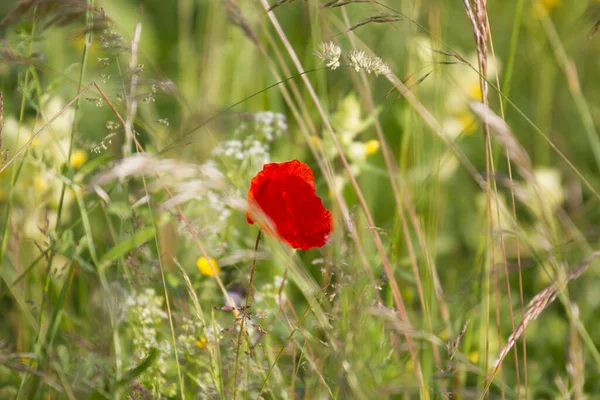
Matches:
[246,160,333,250]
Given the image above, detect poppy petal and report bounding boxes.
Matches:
[246,160,333,250]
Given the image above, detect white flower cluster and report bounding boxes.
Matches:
[206,189,232,222]
[177,317,203,354]
[210,111,286,170]
[314,42,392,77]
[211,138,270,169]
[254,111,287,142]
[125,288,176,396]
[125,288,167,351]
[212,140,244,160]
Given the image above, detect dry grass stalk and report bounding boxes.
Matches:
[123,23,142,157]
[490,251,600,374]
[464,0,506,383]
[340,14,402,34]
[223,0,258,44]
[567,303,585,400]
[0,92,6,166]
[462,0,488,80]
[89,153,225,188]
[385,72,431,100]
[590,20,600,39]
[447,320,470,361]
[266,0,304,12]
[0,92,3,142]
[469,102,534,183]
[322,0,370,8]
[469,101,559,236]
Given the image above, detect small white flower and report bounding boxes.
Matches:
[255,111,287,141]
[348,141,367,162]
[314,41,342,70]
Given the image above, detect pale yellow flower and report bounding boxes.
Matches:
[36,96,75,136]
[310,135,322,149]
[437,151,460,181]
[33,175,48,193]
[412,35,434,65]
[23,133,40,147]
[197,257,220,276]
[445,53,500,114]
[332,94,366,140]
[526,168,564,216]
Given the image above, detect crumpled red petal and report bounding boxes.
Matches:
[246,160,333,250]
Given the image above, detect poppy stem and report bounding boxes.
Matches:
[247,229,262,303]
[232,229,261,399]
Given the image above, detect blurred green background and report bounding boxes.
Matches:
[1,0,600,398]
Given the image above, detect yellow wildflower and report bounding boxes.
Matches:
[534,0,561,16]
[70,149,88,169]
[469,351,479,364]
[195,336,208,349]
[468,82,483,101]
[540,0,561,10]
[457,111,478,134]
[197,257,220,276]
[21,357,37,368]
[364,140,380,155]
[24,134,40,147]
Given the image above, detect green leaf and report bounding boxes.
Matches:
[114,348,158,390]
[99,226,155,270]
[79,152,116,177]
[106,201,134,220]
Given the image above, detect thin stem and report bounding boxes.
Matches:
[247,229,262,304]
[142,174,185,399]
[233,229,262,400]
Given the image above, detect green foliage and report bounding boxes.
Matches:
[0,0,599,399]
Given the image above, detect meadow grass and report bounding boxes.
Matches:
[1,0,600,398]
